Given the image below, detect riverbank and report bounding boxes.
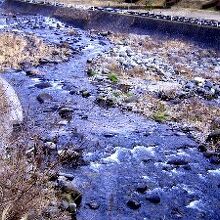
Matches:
[87,31,220,154]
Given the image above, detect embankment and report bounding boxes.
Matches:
[2,0,220,49]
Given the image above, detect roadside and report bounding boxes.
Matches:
[150,7,220,22]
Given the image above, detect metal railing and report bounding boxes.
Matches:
[12,0,59,6]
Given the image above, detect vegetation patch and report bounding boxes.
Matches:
[0,32,71,72]
[108,73,119,83]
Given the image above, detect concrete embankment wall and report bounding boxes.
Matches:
[0,77,23,147]
[2,0,220,49]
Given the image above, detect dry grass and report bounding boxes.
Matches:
[0,32,70,72]
[0,140,71,220]
[169,97,220,132]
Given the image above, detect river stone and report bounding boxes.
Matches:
[194,77,205,85]
[209,155,220,164]
[136,185,148,194]
[35,82,52,89]
[61,182,81,204]
[146,194,161,204]
[127,200,141,210]
[26,68,42,76]
[58,107,73,120]
[167,158,189,166]
[68,203,77,213]
[59,172,74,181]
[60,200,69,210]
[87,201,100,210]
[80,90,91,98]
[37,93,53,103]
[44,141,57,150]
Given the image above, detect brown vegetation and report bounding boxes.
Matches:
[0,32,71,72]
[0,137,71,220]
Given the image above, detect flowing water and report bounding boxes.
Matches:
[0,8,219,220]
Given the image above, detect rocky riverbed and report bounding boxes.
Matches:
[87,32,220,147]
[0,8,220,220]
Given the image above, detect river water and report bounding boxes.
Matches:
[0,8,219,220]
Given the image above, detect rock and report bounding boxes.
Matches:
[203,150,215,158]
[60,200,69,210]
[58,107,73,120]
[203,90,216,100]
[61,182,81,203]
[204,81,213,89]
[80,90,91,98]
[13,123,22,132]
[39,58,54,64]
[127,200,141,210]
[167,159,188,166]
[183,164,191,170]
[96,96,115,107]
[209,155,220,164]
[87,69,96,77]
[194,77,205,85]
[58,149,80,162]
[87,201,100,210]
[103,132,116,138]
[206,129,220,143]
[59,172,74,181]
[136,185,148,194]
[100,31,111,37]
[69,90,77,95]
[146,194,161,204]
[87,58,93,63]
[185,82,195,90]
[198,144,207,152]
[102,68,110,75]
[44,141,57,150]
[35,82,52,89]
[37,93,53,103]
[26,68,42,76]
[81,115,88,120]
[68,203,77,213]
[124,95,139,103]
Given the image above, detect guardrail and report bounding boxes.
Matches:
[17,0,58,5]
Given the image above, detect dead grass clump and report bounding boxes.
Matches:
[0,143,71,220]
[134,94,169,120]
[169,97,220,133]
[0,32,70,72]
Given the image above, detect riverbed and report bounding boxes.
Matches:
[0,8,219,220]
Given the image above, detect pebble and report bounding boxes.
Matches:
[35,82,52,89]
[37,93,53,103]
[87,201,100,210]
[127,200,141,210]
[167,158,189,166]
[146,194,161,204]
[58,107,74,120]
